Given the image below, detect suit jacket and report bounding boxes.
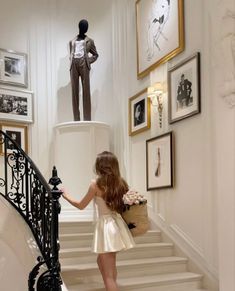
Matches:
[69,36,98,70]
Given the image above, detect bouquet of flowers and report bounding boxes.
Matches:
[122,189,149,236]
[123,190,147,208]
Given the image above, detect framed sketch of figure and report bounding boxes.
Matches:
[168,52,201,123]
[136,0,184,79]
[146,131,173,190]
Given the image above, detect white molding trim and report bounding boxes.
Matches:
[158,212,166,223]
[148,205,218,290]
[170,223,204,258]
[168,223,219,289]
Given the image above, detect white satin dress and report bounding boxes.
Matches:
[92,196,135,254]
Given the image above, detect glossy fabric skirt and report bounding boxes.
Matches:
[92,213,135,254]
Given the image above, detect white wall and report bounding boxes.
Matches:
[1,0,235,290]
[55,0,113,124]
[0,0,113,179]
[112,0,235,290]
[110,0,220,290]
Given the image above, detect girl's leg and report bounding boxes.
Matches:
[97,252,119,291]
[97,255,104,279]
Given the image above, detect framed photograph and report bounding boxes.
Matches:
[146,131,173,190]
[0,87,33,123]
[129,88,151,136]
[136,0,184,79]
[0,48,28,87]
[0,122,28,154]
[168,52,201,124]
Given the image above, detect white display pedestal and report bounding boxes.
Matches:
[54,121,110,221]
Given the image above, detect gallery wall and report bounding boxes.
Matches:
[0,0,235,290]
[115,0,235,290]
[0,0,113,178]
[111,0,219,289]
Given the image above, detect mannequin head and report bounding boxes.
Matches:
[78,19,89,35]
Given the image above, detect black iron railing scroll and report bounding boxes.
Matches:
[0,130,62,291]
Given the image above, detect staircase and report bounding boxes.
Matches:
[59,221,209,291]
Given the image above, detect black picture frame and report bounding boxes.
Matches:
[146,131,173,190]
[168,52,201,124]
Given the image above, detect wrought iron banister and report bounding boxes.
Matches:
[0,129,62,291]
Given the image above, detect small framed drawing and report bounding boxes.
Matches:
[146,131,173,190]
[0,87,33,123]
[0,48,28,87]
[168,52,201,124]
[136,0,184,79]
[0,122,28,155]
[129,88,151,136]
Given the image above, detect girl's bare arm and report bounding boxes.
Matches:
[61,181,97,210]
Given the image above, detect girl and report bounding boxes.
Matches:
[61,151,135,291]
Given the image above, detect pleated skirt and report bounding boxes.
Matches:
[92,213,135,254]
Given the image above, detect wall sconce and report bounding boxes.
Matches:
[148,82,164,128]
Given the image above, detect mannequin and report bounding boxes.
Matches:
[69,19,99,121]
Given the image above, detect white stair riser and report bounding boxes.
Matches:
[66,279,202,291]
[125,280,202,291]
[60,232,162,249]
[134,232,162,244]
[60,246,174,265]
[118,246,174,260]
[60,253,96,265]
[60,223,94,234]
[60,237,93,248]
[62,261,187,284]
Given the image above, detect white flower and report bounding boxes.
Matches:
[123,189,147,206]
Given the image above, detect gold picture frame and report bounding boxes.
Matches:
[129,88,151,136]
[136,0,185,79]
[0,122,28,154]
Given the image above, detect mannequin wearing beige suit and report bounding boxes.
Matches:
[69,19,99,121]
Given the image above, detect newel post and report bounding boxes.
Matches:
[48,166,63,290]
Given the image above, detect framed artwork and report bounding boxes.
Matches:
[129,88,151,136]
[0,48,28,87]
[0,87,33,123]
[0,122,28,154]
[146,131,173,190]
[168,52,201,124]
[136,0,184,79]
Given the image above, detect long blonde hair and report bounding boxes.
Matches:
[95,151,128,213]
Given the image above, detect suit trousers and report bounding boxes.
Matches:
[70,58,91,121]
